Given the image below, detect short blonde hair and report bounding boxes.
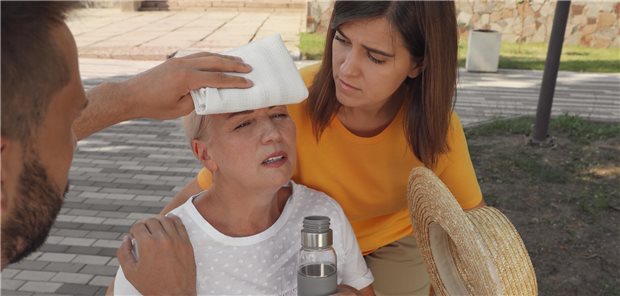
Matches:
[182,111,210,144]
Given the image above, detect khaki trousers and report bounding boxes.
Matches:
[364,235,431,296]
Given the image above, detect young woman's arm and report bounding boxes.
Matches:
[437,112,486,210]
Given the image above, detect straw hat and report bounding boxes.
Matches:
[407,167,537,296]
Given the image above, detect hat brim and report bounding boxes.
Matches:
[407,167,537,295]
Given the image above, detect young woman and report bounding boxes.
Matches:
[164,2,485,294]
[113,106,374,295]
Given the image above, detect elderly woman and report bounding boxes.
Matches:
[112,105,374,295]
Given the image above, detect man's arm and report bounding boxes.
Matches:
[75,52,253,140]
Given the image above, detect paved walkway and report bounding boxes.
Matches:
[2,7,619,296]
[67,8,305,60]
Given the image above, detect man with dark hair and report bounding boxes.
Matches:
[1,2,252,294]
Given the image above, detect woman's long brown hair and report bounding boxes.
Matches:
[306,1,458,168]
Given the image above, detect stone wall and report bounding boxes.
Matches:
[308,1,620,48]
[306,0,333,33]
[457,1,620,48]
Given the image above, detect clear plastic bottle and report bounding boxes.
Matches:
[297,216,337,296]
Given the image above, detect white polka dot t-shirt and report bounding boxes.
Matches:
[114,181,374,295]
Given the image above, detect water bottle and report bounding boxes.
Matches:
[297,216,337,296]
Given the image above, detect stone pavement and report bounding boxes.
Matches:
[454,68,619,126]
[2,57,618,296]
[67,8,305,60]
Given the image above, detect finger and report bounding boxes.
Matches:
[219,53,243,62]
[117,235,137,273]
[179,51,243,62]
[158,215,180,239]
[129,222,153,259]
[187,71,253,90]
[167,214,191,241]
[143,216,168,240]
[188,55,252,73]
[176,94,195,117]
[129,220,151,239]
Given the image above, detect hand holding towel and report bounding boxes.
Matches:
[190,34,308,115]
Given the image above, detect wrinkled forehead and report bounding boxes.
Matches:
[188,105,287,140]
[204,111,239,127]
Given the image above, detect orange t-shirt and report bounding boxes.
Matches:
[197,63,482,254]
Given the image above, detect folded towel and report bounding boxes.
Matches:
[190,34,308,115]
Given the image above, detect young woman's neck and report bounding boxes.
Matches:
[337,94,404,137]
[193,182,290,237]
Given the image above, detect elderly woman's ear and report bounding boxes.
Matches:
[191,140,217,172]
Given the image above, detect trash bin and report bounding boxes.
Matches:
[466,29,502,72]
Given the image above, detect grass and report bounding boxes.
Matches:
[464,114,620,140]
[299,32,620,73]
[512,150,573,183]
[458,41,620,73]
[299,32,326,60]
[465,116,533,137]
[550,114,620,143]
[575,185,618,215]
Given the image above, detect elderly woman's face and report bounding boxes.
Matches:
[203,106,296,189]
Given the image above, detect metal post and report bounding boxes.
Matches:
[531,0,571,143]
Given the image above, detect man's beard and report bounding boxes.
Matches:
[1,152,67,265]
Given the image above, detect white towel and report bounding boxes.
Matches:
[190,34,308,115]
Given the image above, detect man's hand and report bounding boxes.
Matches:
[117,215,197,296]
[123,52,253,120]
[76,52,253,140]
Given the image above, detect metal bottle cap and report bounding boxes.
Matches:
[301,216,333,249]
